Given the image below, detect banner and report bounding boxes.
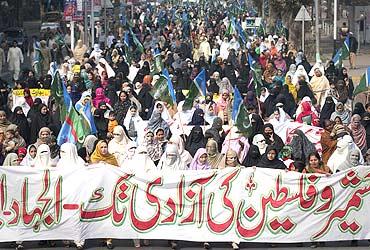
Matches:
[0,165,370,242]
[12,89,50,116]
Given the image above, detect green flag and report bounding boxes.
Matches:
[130,28,144,54]
[151,48,163,75]
[353,67,370,96]
[183,81,200,111]
[50,71,68,120]
[150,75,175,106]
[225,20,236,37]
[340,36,350,61]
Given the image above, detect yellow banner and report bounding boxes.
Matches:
[13,89,51,97]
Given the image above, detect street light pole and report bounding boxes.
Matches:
[91,0,95,49]
[315,0,320,62]
[84,0,88,45]
[333,0,337,53]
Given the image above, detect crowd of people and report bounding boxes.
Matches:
[0,2,368,250]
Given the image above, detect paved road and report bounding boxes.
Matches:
[0,239,369,249]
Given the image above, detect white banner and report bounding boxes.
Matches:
[0,165,370,243]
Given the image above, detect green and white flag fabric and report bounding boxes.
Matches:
[353,67,370,96]
[232,86,252,137]
[183,69,207,110]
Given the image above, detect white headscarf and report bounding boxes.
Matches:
[124,107,144,143]
[108,125,131,163]
[328,135,364,173]
[122,144,156,173]
[89,44,102,63]
[56,143,85,168]
[3,153,19,166]
[32,144,54,168]
[20,145,37,166]
[292,65,309,85]
[97,58,116,78]
[83,135,98,155]
[252,134,267,155]
[157,144,187,171]
[169,134,193,166]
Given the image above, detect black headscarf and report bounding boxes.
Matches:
[320,96,335,127]
[185,126,206,157]
[30,104,51,144]
[362,112,370,149]
[11,106,30,144]
[297,80,316,104]
[289,129,316,162]
[189,108,206,125]
[257,145,286,169]
[94,101,109,139]
[242,145,262,167]
[353,102,366,117]
[249,113,264,144]
[262,123,285,152]
[204,117,225,151]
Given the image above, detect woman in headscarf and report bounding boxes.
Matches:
[274,53,287,73]
[94,101,109,139]
[124,105,144,143]
[147,102,171,139]
[257,145,286,169]
[327,135,363,173]
[73,39,87,63]
[91,140,119,167]
[320,97,336,127]
[330,102,351,125]
[3,153,19,166]
[75,91,91,113]
[243,134,267,167]
[23,88,34,109]
[297,78,316,104]
[289,129,316,162]
[292,65,309,86]
[108,125,131,165]
[336,80,349,105]
[92,87,111,108]
[305,152,331,174]
[309,67,330,107]
[135,82,154,120]
[336,149,361,172]
[296,101,320,126]
[82,135,98,156]
[320,120,337,165]
[27,98,42,122]
[276,86,296,117]
[169,134,193,167]
[89,140,117,249]
[221,126,250,163]
[204,103,218,125]
[218,77,233,94]
[57,143,85,168]
[205,117,226,150]
[30,104,50,144]
[143,130,163,165]
[263,62,277,86]
[286,64,297,80]
[31,144,55,168]
[185,126,206,157]
[49,135,60,165]
[352,102,366,117]
[189,148,211,170]
[114,91,132,126]
[337,67,354,98]
[206,138,225,169]
[20,144,37,166]
[0,110,11,132]
[189,108,207,125]
[97,58,116,79]
[284,74,297,101]
[34,127,52,148]
[362,112,370,149]
[157,144,186,171]
[223,149,241,169]
[262,123,284,153]
[10,106,30,144]
[349,114,367,154]
[216,89,232,125]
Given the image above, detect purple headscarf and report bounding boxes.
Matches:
[189,148,211,170]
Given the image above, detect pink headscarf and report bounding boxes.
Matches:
[92,87,111,108]
[189,148,211,170]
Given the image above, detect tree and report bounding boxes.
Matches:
[253,0,308,50]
